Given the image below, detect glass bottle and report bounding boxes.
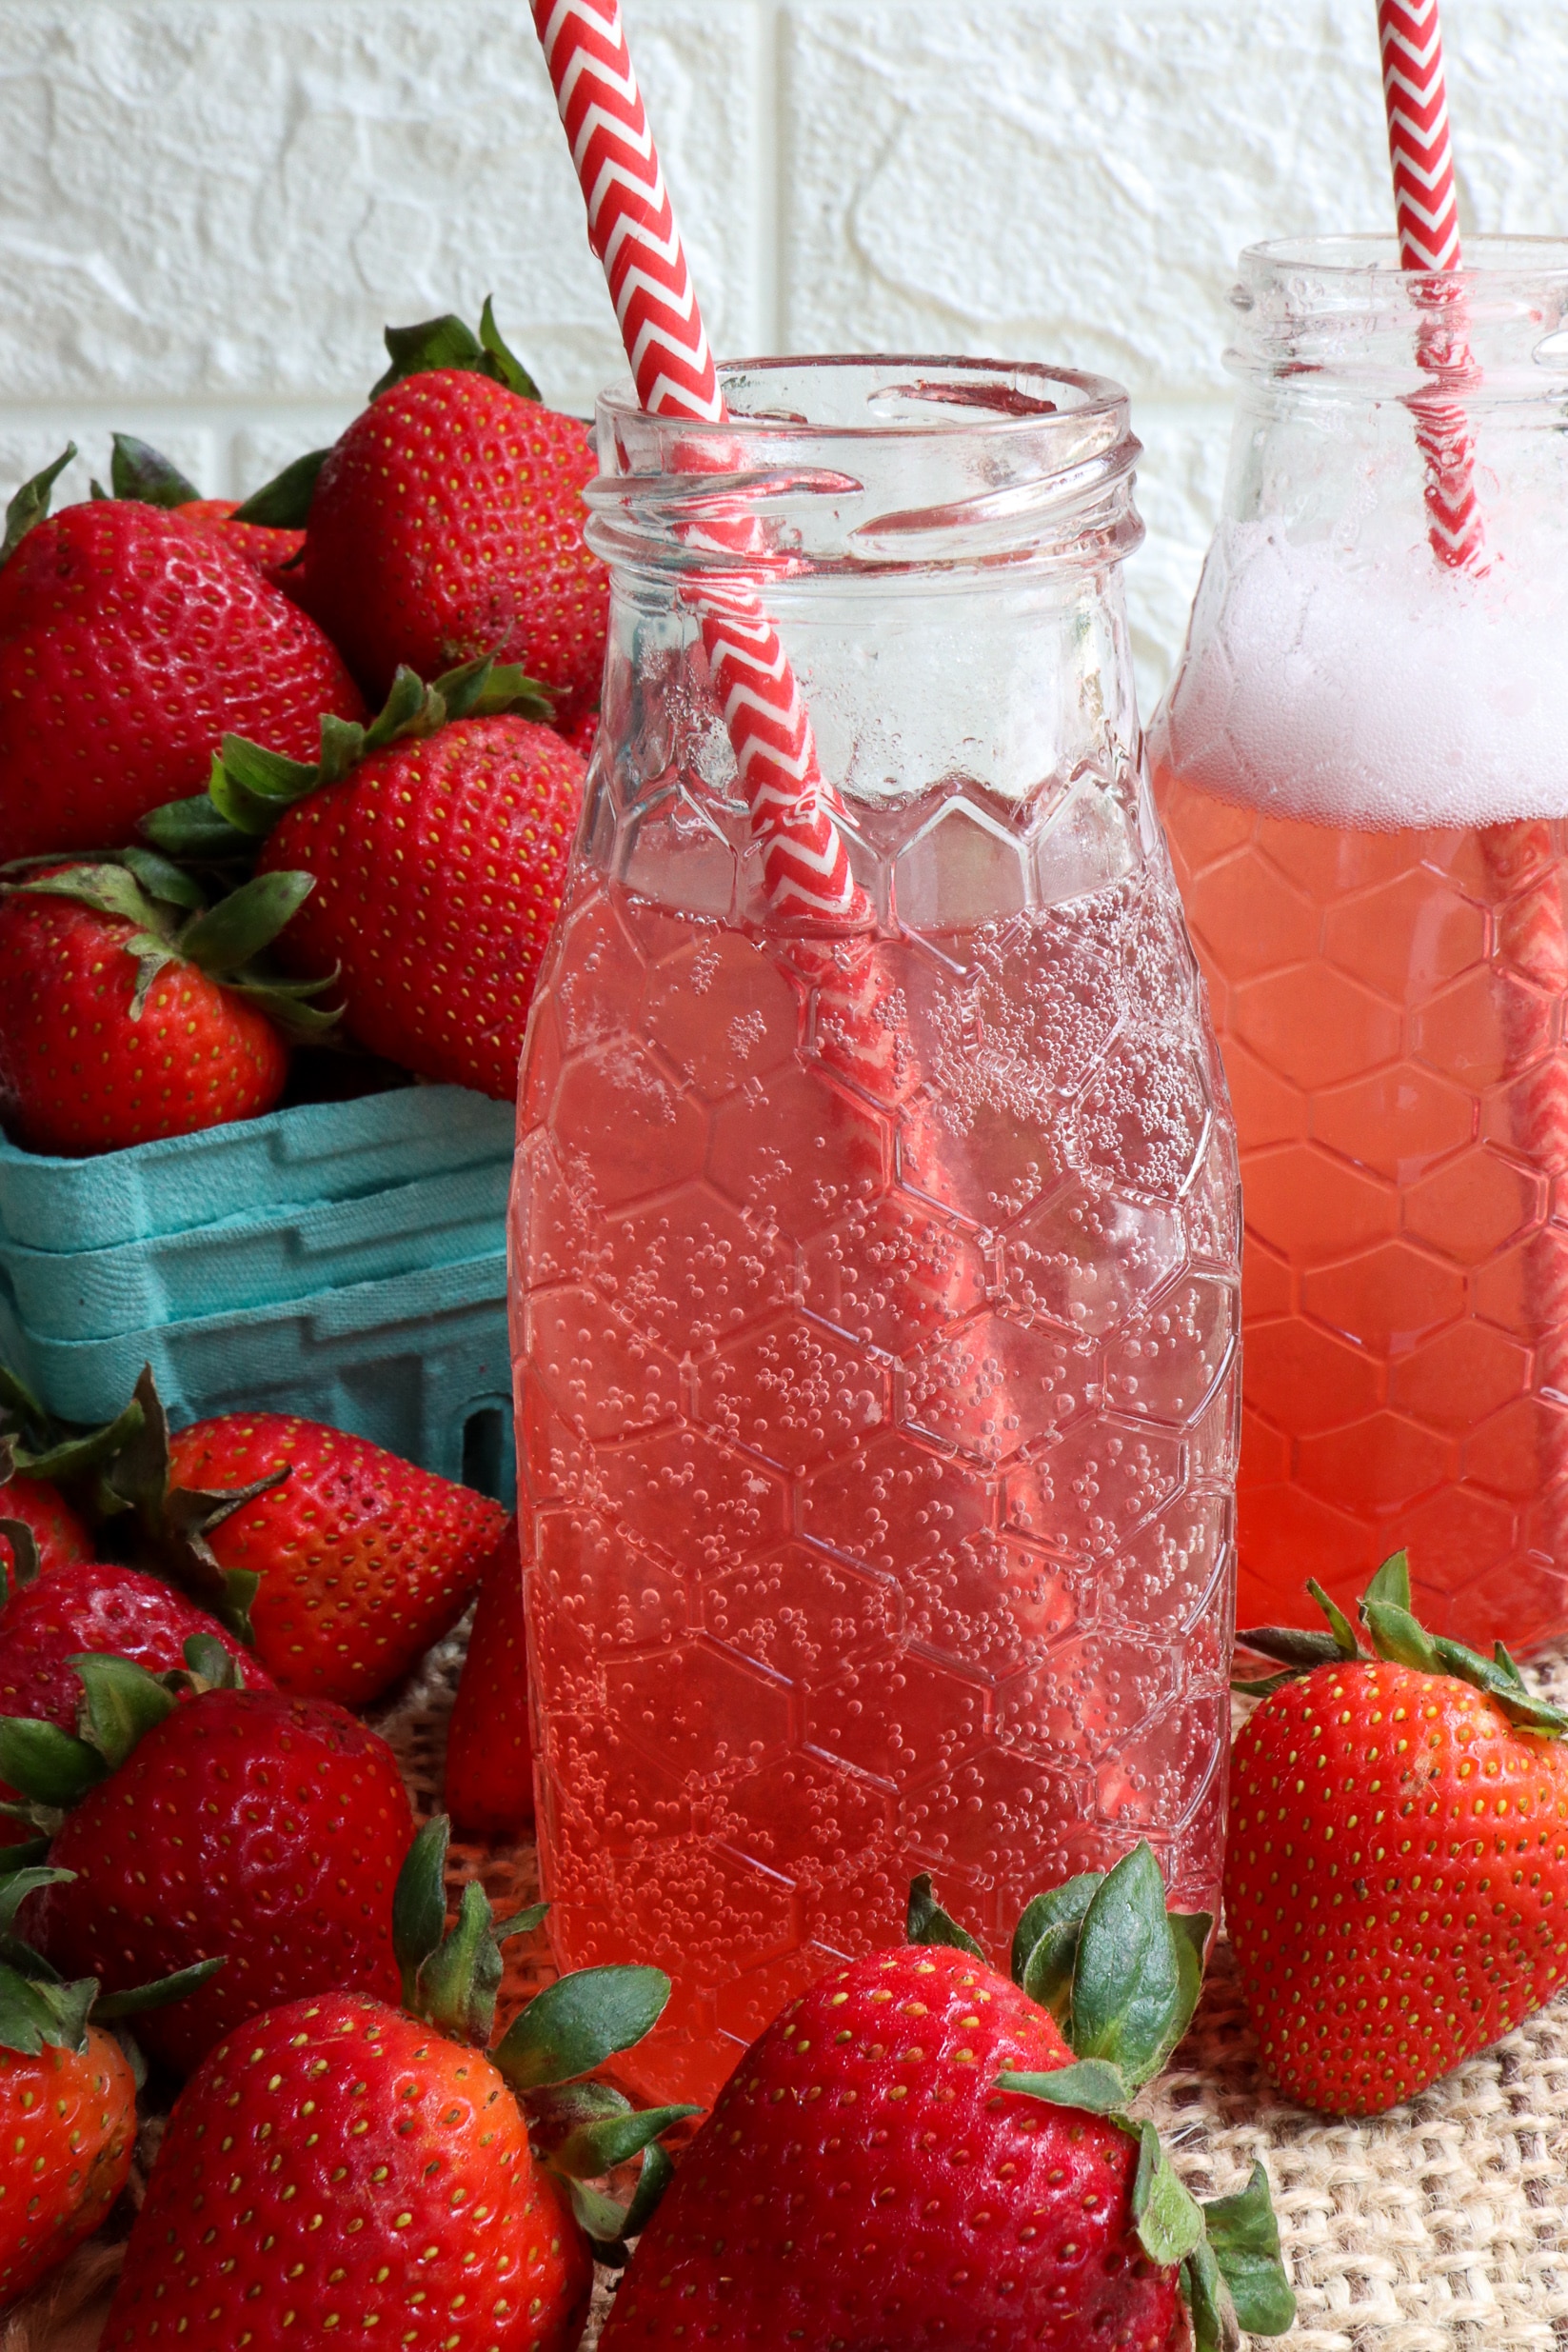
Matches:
[1152,237,1568,1653]
[513,357,1241,2106]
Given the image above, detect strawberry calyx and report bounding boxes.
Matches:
[1,1366,149,1599]
[0,847,341,1044]
[912,1846,1294,2352]
[142,650,556,864]
[1,443,76,563]
[391,1816,695,2257]
[370,298,542,405]
[0,1639,259,1834]
[104,433,202,509]
[1235,1549,1568,1736]
[0,1853,222,2062]
[1,1363,287,1643]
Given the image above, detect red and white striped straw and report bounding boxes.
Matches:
[531,0,870,929]
[1377,0,1485,568]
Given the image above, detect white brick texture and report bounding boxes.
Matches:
[0,0,1562,704]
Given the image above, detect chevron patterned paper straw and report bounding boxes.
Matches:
[1377,0,1485,569]
[531,0,871,929]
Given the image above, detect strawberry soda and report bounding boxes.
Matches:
[512,358,1241,2105]
[1152,238,1568,1656]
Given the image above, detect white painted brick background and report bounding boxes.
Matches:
[0,0,1563,707]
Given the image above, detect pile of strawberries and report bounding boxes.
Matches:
[0,305,605,1156]
[10,1334,1568,2352]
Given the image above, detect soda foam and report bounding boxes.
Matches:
[1157,520,1568,828]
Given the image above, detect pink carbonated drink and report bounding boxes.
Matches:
[510,359,1241,2108]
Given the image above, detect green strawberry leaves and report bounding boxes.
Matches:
[4,857,338,1044]
[2,445,76,564]
[494,1962,671,2092]
[392,1816,547,2045]
[110,434,201,508]
[1201,2163,1297,2337]
[906,1872,985,1960]
[388,1817,686,2253]
[1237,1547,1568,1735]
[371,297,542,404]
[144,650,554,862]
[963,1846,1294,2340]
[231,448,328,529]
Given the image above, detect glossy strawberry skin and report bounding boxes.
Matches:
[1226,1659,1568,2116]
[295,369,607,728]
[30,1690,412,2075]
[101,1991,593,2351]
[601,1945,1186,2352]
[0,1560,271,1735]
[0,1475,93,1589]
[445,1519,533,1839]
[0,890,290,1156]
[165,1414,506,1706]
[0,501,365,866]
[172,497,306,589]
[258,715,584,1101]
[0,2030,136,2310]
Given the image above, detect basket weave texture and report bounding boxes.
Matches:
[10,1627,1568,2352]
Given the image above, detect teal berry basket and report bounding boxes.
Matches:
[0,1086,519,1505]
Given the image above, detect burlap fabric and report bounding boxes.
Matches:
[11,1626,1568,2352]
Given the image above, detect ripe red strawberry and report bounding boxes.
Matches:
[603,1859,1295,2352]
[257,711,584,1099]
[289,310,606,728]
[1228,1552,1568,2117]
[0,1559,270,1734]
[446,1519,533,1838]
[159,1410,506,1706]
[0,459,365,866]
[0,1869,220,2310]
[0,859,330,1156]
[8,1660,413,2074]
[0,1472,91,1592]
[0,2017,135,2309]
[102,1818,690,2350]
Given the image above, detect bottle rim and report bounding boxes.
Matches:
[587,354,1144,581]
[1240,231,1568,289]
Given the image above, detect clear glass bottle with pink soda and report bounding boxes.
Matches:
[510,357,1241,2106]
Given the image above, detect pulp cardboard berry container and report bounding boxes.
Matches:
[0,1085,518,1505]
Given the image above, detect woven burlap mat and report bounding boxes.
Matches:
[10,1627,1568,2351]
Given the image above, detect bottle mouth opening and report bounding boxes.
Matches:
[1241,232,1568,289]
[589,355,1143,579]
[1228,237,1568,392]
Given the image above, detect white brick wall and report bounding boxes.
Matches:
[0,0,1562,707]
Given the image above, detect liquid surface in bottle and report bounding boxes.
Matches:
[1157,767,1568,1650]
[513,810,1239,2107]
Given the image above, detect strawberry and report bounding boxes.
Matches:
[273,306,606,729]
[98,433,306,586]
[102,1816,691,2349]
[0,856,334,1156]
[158,1406,507,1706]
[446,1518,533,1839]
[1228,1551,1568,2117]
[0,1559,270,1739]
[0,450,366,867]
[145,655,584,1101]
[0,1874,219,2310]
[601,1856,1295,2352]
[3,1651,413,2074]
[0,1469,91,1594]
